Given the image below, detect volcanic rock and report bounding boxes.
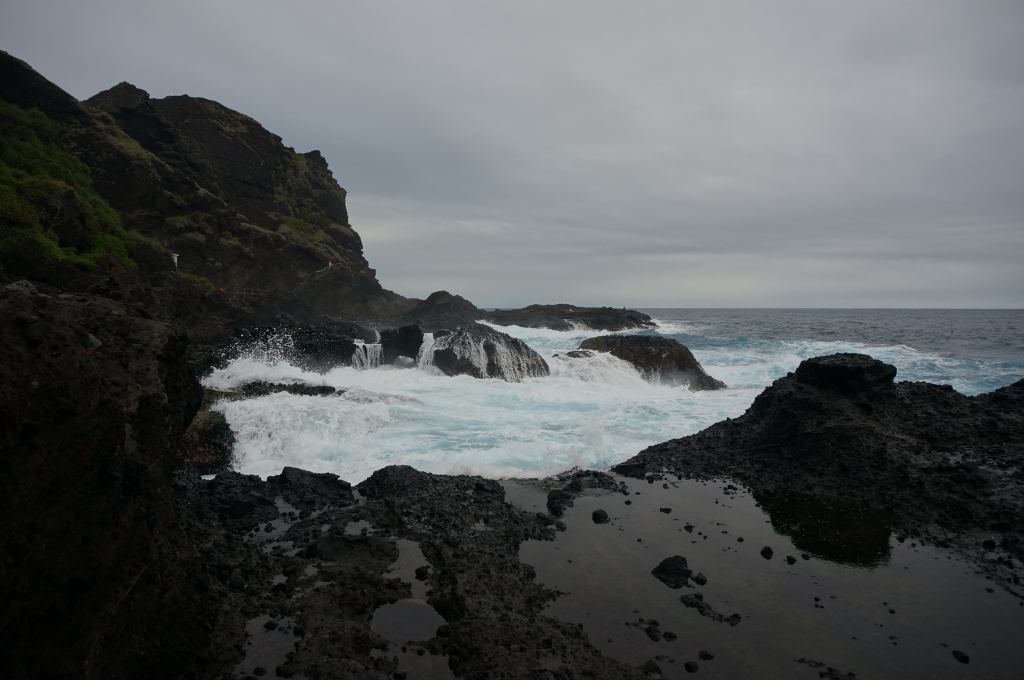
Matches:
[578,335,725,390]
[426,324,549,382]
[619,352,1024,578]
[482,304,656,332]
[651,556,693,588]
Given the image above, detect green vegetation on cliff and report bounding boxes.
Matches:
[0,98,134,267]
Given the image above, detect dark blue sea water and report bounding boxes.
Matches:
[643,308,1024,396]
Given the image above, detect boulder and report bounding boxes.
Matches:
[793,353,897,393]
[423,324,549,382]
[578,335,725,390]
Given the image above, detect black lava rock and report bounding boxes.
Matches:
[684,661,699,673]
[786,555,797,565]
[592,509,610,524]
[651,556,693,588]
[760,546,774,559]
[953,650,969,664]
[641,660,662,674]
[692,572,707,586]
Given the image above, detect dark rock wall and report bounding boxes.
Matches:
[0,281,214,679]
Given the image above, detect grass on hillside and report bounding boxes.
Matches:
[0,98,134,268]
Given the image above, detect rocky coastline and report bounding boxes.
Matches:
[2,51,1022,680]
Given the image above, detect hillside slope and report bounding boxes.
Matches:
[0,50,411,320]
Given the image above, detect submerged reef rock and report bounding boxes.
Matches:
[482,303,656,331]
[422,324,550,381]
[616,353,1024,590]
[578,334,726,390]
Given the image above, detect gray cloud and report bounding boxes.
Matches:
[3,0,1022,306]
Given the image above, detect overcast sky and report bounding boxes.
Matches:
[3,1,1023,307]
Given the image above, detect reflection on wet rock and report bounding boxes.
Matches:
[758,492,896,567]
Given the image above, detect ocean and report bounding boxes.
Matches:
[203,309,1024,484]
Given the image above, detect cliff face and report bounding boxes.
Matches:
[0,51,411,320]
[0,280,212,679]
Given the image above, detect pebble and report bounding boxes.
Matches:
[659,508,672,514]
[625,500,633,505]
[253,668,267,677]
[760,546,774,560]
[592,509,610,523]
[952,650,970,664]
[698,650,714,660]
[786,555,797,565]
[801,553,811,560]
[692,573,707,586]
[684,661,699,672]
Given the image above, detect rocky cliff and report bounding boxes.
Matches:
[0,50,411,327]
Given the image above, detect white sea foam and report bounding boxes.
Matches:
[202,322,1009,485]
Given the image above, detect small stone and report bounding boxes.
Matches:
[724,613,742,626]
[737,537,744,542]
[645,625,662,641]
[641,660,662,674]
[698,650,714,660]
[889,609,895,614]
[651,555,693,588]
[264,620,279,630]
[593,509,610,523]
[253,669,267,677]
[952,650,969,664]
[692,572,707,586]
[415,565,430,580]
[625,500,633,505]
[684,661,699,672]
[684,525,694,533]
[760,546,773,560]
[786,555,797,565]
[663,631,677,641]
[659,508,671,514]
[985,588,994,593]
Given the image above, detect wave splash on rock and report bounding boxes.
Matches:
[418,325,550,382]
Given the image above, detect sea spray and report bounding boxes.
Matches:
[203,313,1022,483]
[351,341,383,370]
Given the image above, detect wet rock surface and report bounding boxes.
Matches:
[481,304,657,332]
[174,465,649,679]
[616,353,1024,589]
[427,324,550,381]
[578,335,726,390]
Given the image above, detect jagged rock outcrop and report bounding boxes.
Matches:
[615,353,1024,577]
[423,324,550,381]
[481,303,656,331]
[578,334,725,390]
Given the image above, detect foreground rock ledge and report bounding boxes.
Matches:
[614,353,1024,592]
